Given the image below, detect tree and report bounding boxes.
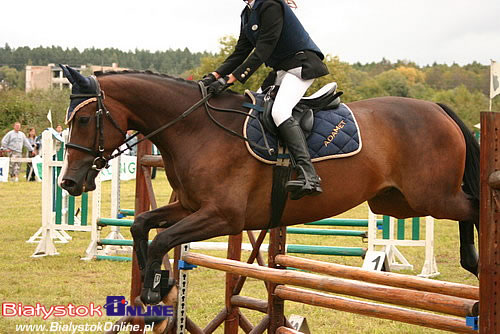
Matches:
[0,66,24,89]
[396,66,426,85]
[374,70,410,97]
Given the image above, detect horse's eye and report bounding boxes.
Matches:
[78,117,90,125]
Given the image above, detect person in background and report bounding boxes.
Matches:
[124,130,138,156]
[25,127,39,181]
[55,124,63,134]
[1,122,34,182]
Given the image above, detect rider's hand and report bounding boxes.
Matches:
[226,74,237,84]
[199,73,218,87]
[208,76,233,95]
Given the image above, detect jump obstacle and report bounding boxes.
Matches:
[83,155,134,261]
[28,129,91,257]
[113,138,487,334]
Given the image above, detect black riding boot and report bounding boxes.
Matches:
[278,117,322,200]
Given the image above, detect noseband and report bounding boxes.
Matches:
[66,76,128,171]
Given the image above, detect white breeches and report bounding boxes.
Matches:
[272,67,314,127]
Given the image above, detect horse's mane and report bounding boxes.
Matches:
[94,70,199,87]
[94,70,240,95]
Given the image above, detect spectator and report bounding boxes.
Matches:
[124,130,138,156]
[25,127,39,181]
[1,122,34,182]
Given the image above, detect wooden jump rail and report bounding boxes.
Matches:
[274,286,475,334]
[182,252,477,333]
[274,254,479,300]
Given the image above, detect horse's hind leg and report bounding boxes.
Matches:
[427,191,479,277]
[141,206,243,305]
[370,187,479,277]
[459,219,479,277]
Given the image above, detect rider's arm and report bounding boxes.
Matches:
[215,29,254,79]
[231,2,283,83]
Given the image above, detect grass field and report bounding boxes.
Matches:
[0,172,479,334]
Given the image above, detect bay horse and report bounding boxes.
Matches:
[58,66,479,305]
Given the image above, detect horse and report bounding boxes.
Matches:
[58,65,479,305]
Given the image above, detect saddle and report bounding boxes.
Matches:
[245,82,343,138]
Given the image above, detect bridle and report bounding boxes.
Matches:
[65,76,274,171]
[66,76,129,171]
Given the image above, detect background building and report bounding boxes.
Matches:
[25,63,127,92]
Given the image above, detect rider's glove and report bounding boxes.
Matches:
[208,76,232,95]
[199,73,217,87]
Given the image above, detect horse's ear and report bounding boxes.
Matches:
[60,64,92,89]
[60,64,76,85]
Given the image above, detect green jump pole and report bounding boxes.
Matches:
[397,219,405,240]
[286,244,366,257]
[67,196,75,225]
[412,217,420,240]
[97,218,134,227]
[81,193,88,226]
[287,227,366,237]
[54,144,64,225]
[96,255,132,262]
[306,219,383,228]
[119,209,135,217]
[382,215,390,239]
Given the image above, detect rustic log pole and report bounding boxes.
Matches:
[203,309,228,334]
[231,295,269,314]
[182,252,478,318]
[275,254,479,300]
[275,286,476,334]
[268,227,287,333]
[233,230,269,295]
[238,310,254,333]
[140,154,164,168]
[225,234,242,334]
[130,137,152,334]
[248,316,270,334]
[479,111,500,333]
[185,317,204,334]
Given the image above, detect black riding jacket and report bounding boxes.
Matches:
[216,0,328,84]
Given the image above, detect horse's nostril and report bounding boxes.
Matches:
[62,179,76,188]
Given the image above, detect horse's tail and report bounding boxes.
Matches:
[437,103,480,203]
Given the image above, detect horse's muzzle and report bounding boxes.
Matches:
[60,168,98,196]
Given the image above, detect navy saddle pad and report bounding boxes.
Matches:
[244,103,362,164]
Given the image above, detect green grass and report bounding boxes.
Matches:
[0,172,478,333]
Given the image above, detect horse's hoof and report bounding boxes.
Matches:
[460,244,479,277]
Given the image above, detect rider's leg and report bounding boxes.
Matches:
[272,68,322,200]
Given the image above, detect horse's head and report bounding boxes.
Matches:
[59,65,128,196]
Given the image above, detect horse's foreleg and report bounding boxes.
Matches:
[141,206,242,305]
[130,201,192,273]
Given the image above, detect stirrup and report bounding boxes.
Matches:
[141,267,176,305]
[286,166,323,200]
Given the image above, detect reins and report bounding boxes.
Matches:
[67,77,275,170]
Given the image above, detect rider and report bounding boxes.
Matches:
[201,0,329,200]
